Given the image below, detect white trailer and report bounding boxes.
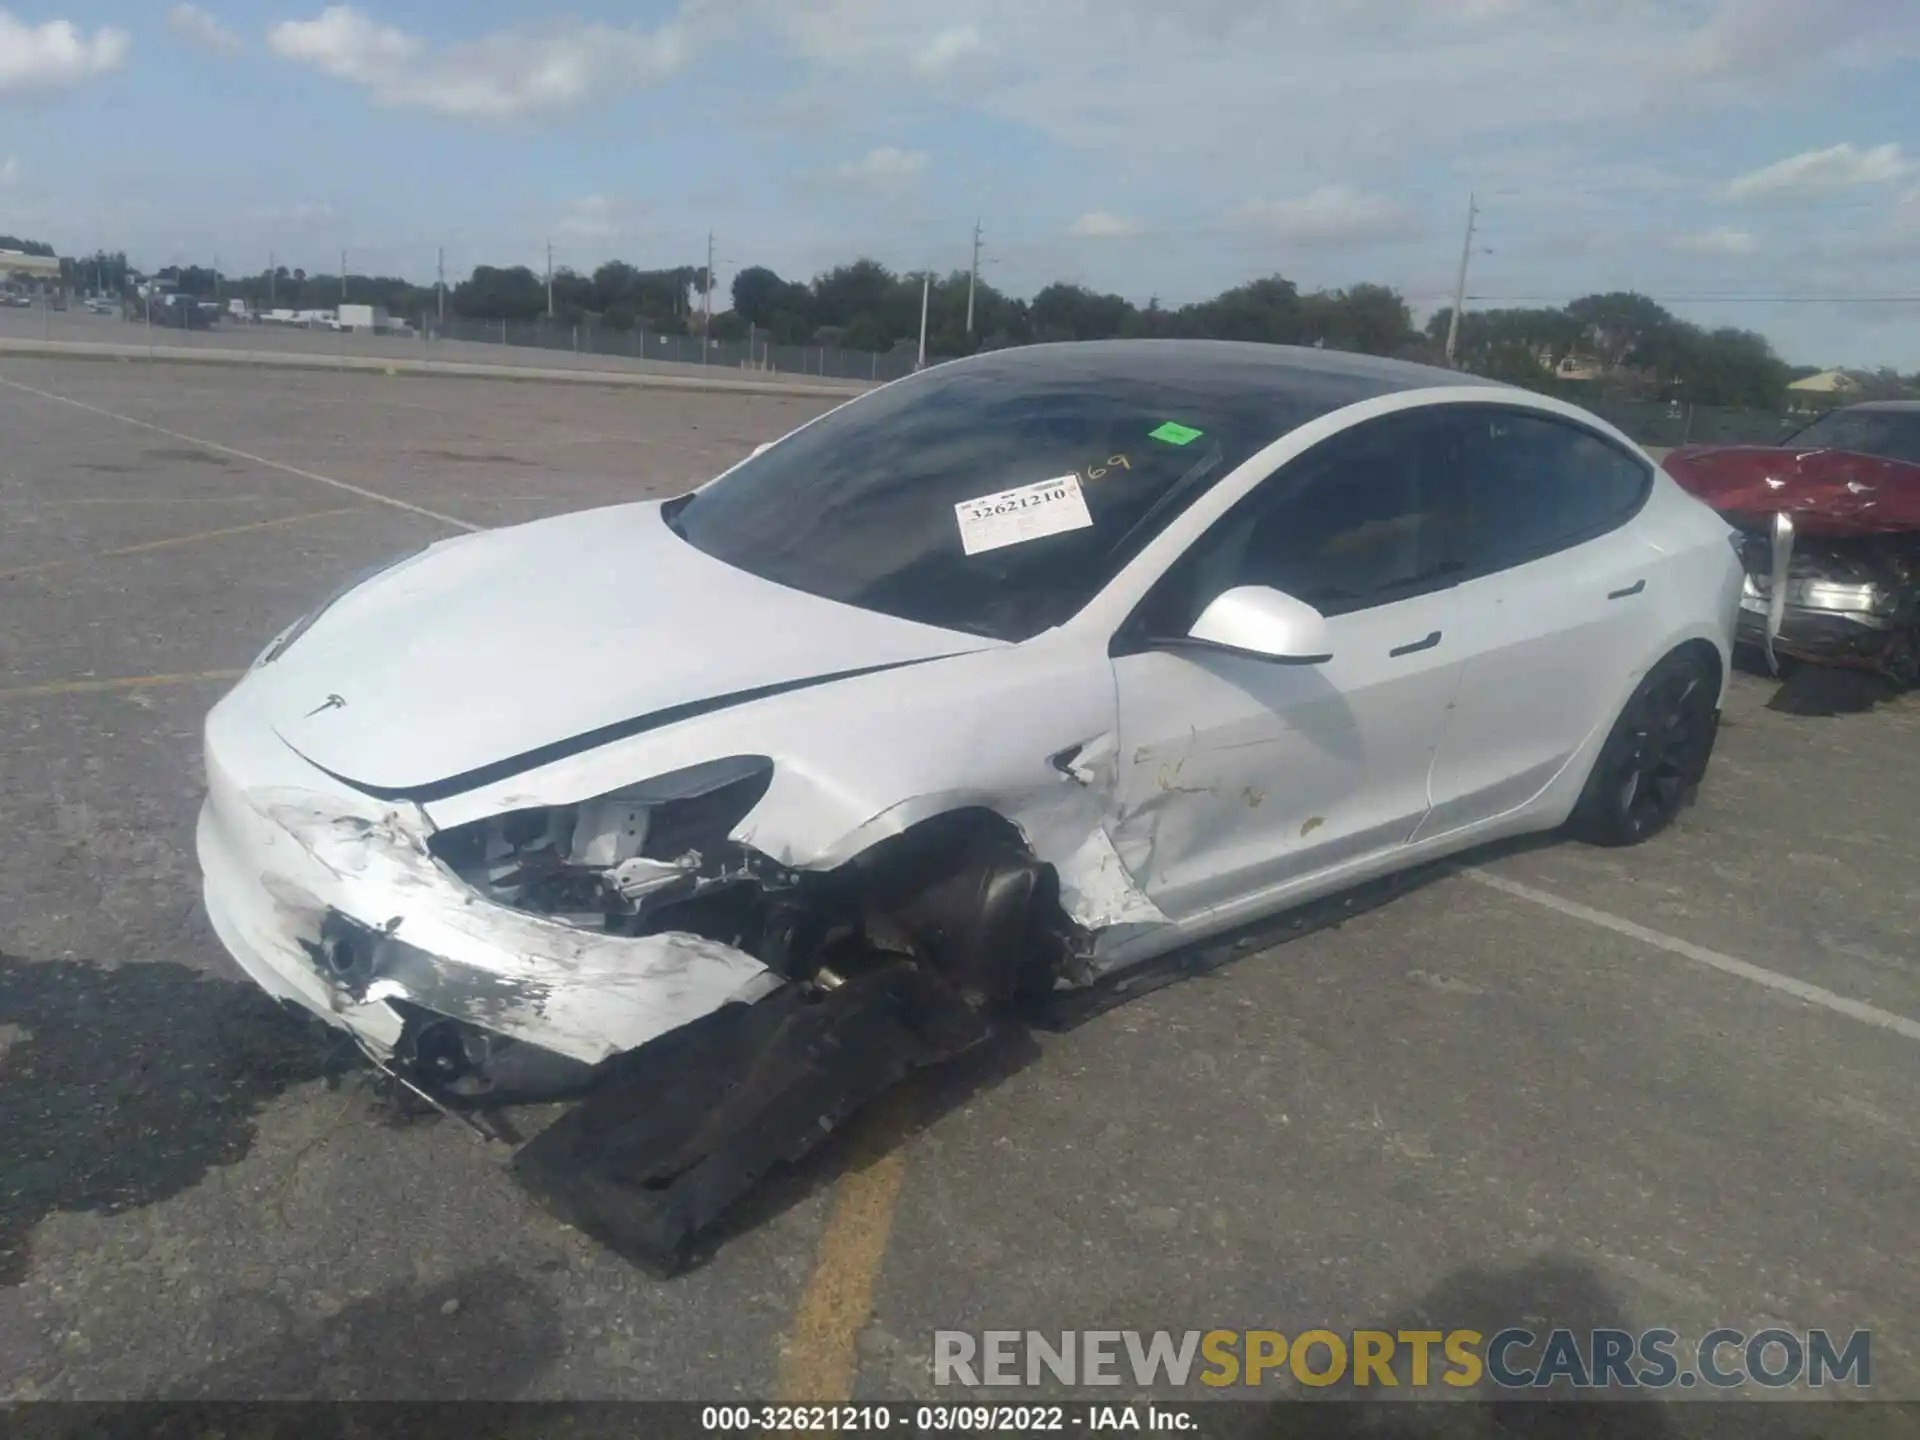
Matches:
[336,302,388,332]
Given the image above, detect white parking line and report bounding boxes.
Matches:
[1462,867,1920,1043]
[0,374,482,533]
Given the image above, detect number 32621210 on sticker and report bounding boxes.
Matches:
[954,474,1095,556]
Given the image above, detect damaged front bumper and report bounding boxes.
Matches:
[198,687,1070,1269]
[1736,575,1904,666]
[196,696,784,1094]
[1733,519,1919,681]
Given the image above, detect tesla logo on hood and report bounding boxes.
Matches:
[304,693,347,717]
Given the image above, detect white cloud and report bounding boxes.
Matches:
[0,10,130,96]
[267,5,692,120]
[1668,227,1758,256]
[1669,0,1920,86]
[167,4,242,55]
[912,23,982,74]
[1231,186,1415,247]
[819,146,929,189]
[0,156,18,186]
[1067,211,1144,240]
[1723,143,1909,200]
[769,2,982,72]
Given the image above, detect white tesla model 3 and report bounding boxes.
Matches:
[197,340,1741,1251]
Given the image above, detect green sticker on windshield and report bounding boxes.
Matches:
[1149,421,1204,446]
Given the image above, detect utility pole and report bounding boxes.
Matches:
[340,248,348,303]
[268,250,275,307]
[437,246,445,323]
[917,270,930,371]
[213,254,221,306]
[966,219,982,335]
[1443,192,1477,367]
[701,229,715,361]
[545,239,554,319]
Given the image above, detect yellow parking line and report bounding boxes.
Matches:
[775,1101,914,1403]
[0,507,359,581]
[1,669,245,699]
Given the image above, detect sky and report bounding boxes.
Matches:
[2,0,1918,367]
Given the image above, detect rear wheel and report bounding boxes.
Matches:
[1567,650,1719,847]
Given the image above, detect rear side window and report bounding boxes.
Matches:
[1451,409,1651,572]
[1787,408,1920,464]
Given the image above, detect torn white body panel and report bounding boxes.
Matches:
[197,696,779,1067]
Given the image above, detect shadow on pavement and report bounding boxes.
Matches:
[164,1262,561,1400]
[1229,1255,1870,1439]
[0,950,333,1286]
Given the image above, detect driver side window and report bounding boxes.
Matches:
[1127,409,1461,640]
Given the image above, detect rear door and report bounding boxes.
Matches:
[1416,405,1658,840]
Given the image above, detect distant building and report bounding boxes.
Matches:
[1532,345,1605,382]
[0,249,61,281]
[1787,369,1859,395]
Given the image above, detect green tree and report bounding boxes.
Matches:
[810,258,898,332]
[453,265,546,321]
[1178,276,1301,344]
[1566,291,1674,370]
[1029,282,1137,341]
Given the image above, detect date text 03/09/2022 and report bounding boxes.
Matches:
[698,1404,1197,1432]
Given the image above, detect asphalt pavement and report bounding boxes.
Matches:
[1,357,1915,1426]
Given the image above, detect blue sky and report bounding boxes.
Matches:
[3,0,1918,367]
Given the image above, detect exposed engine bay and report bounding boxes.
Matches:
[393,760,1098,1269]
[425,758,1079,1010]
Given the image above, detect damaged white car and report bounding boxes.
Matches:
[198,339,1742,1267]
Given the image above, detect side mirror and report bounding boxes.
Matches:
[1186,586,1332,664]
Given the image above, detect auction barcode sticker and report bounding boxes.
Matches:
[954,475,1094,556]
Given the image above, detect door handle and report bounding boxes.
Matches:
[1389,630,1442,657]
[1607,579,1646,600]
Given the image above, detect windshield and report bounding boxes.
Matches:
[664,343,1402,642]
[1787,408,1920,465]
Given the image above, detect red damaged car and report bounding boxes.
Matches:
[1661,401,1920,713]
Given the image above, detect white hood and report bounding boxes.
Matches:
[263,500,991,794]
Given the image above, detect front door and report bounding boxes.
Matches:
[1106,409,1468,921]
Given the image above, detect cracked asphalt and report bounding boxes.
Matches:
[1,357,1915,1432]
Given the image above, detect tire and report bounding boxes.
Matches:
[1567,650,1720,847]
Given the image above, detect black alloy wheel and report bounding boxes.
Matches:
[1569,651,1720,847]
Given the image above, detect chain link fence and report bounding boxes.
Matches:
[0,300,1830,450]
[429,314,929,383]
[1580,397,1809,450]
